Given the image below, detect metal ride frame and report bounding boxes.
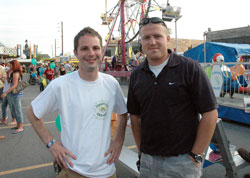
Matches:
[101,0,153,78]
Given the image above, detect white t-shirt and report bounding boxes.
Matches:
[149,57,169,77]
[3,78,10,92]
[31,71,127,178]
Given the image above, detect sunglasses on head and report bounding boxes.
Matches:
[139,17,167,28]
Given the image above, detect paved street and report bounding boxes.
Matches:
[0,80,250,178]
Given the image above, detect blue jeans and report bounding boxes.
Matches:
[2,94,15,119]
[8,94,23,123]
[1,95,8,118]
[0,88,3,101]
[46,79,51,85]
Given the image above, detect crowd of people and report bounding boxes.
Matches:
[104,52,145,72]
[0,59,78,140]
[27,61,78,91]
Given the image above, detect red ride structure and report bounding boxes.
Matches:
[100,0,181,78]
[100,0,151,78]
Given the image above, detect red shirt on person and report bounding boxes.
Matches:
[44,67,54,81]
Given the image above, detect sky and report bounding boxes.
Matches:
[0,0,249,57]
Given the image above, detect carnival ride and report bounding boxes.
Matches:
[205,54,250,97]
[100,0,181,77]
[220,62,250,97]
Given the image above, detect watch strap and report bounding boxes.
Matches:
[189,151,196,158]
[47,138,56,149]
[189,152,203,163]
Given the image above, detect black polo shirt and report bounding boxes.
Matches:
[127,49,217,156]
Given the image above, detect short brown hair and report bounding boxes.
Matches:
[74,27,102,51]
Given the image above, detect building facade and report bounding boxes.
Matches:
[206,26,250,44]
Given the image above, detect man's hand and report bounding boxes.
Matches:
[104,139,123,165]
[189,155,201,169]
[49,141,77,169]
[27,106,76,169]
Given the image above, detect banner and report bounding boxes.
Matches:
[33,45,38,58]
[16,44,22,57]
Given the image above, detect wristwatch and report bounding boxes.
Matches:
[47,138,56,149]
[189,152,203,163]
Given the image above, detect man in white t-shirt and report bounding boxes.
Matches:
[27,27,128,178]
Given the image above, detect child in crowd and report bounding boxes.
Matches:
[39,73,47,92]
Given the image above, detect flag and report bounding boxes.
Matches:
[33,45,38,58]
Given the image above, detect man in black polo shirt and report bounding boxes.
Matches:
[127,17,218,178]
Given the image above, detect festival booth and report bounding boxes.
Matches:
[184,42,250,63]
[184,42,250,124]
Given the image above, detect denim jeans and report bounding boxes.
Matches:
[1,95,8,118]
[8,94,23,123]
[40,82,44,91]
[2,94,15,119]
[46,79,51,85]
[0,87,3,101]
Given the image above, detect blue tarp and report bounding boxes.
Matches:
[218,105,250,125]
[184,42,250,63]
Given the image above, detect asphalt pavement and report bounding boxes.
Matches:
[0,78,249,178]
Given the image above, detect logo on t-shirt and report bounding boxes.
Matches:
[94,101,109,119]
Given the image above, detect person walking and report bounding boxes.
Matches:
[1,59,24,134]
[59,64,66,76]
[54,62,60,78]
[27,27,128,178]
[0,59,6,140]
[0,62,16,126]
[127,17,218,178]
[44,65,54,85]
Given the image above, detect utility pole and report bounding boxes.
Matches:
[55,39,56,57]
[51,45,54,58]
[175,15,182,53]
[61,21,64,56]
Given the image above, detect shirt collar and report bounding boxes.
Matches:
[141,49,180,71]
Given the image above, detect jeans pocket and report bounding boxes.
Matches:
[183,154,202,177]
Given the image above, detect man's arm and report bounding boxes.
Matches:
[105,113,128,164]
[130,114,141,154]
[27,106,76,168]
[190,109,218,166]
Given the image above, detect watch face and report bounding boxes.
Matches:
[194,155,203,163]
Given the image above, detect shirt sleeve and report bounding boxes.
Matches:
[31,82,58,119]
[113,81,127,115]
[190,61,218,114]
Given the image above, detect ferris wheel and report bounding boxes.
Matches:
[102,0,157,44]
[101,0,181,76]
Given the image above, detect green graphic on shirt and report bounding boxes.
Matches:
[95,102,109,119]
